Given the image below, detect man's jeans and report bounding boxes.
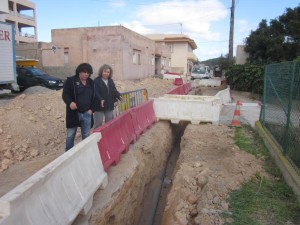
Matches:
[65,111,91,151]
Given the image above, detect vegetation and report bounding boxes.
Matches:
[245,6,300,63]
[224,6,300,94]
[225,63,264,94]
[224,126,300,225]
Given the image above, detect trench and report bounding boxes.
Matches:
[137,122,188,225]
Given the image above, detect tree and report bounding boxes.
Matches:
[245,6,300,63]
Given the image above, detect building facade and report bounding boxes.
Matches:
[0,0,37,43]
[147,34,198,75]
[35,25,171,80]
[236,45,249,65]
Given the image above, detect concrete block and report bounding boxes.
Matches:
[0,133,108,225]
[154,95,222,124]
[215,87,232,104]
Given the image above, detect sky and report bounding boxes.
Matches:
[28,0,300,61]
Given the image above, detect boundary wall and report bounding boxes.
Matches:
[0,133,108,225]
[256,121,300,200]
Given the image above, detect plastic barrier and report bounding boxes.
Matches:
[0,133,108,225]
[174,78,183,86]
[93,110,136,171]
[130,100,157,138]
[166,83,192,95]
[215,87,232,104]
[191,79,221,87]
[154,95,222,124]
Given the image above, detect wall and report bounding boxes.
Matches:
[171,42,188,74]
[236,45,249,65]
[51,26,156,80]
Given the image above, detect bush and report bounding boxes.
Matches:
[225,63,264,94]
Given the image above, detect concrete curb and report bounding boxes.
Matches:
[255,121,300,201]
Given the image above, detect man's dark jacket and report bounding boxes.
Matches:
[62,75,95,128]
[93,77,121,111]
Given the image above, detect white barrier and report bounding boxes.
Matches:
[163,73,182,80]
[191,79,221,88]
[215,87,232,104]
[0,133,108,225]
[153,95,222,124]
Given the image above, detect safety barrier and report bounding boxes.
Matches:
[153,95,222,124]
[131,100,157,138]
[0,133,108,225]
[191,79,221,88]
[166,83,192,95]
[215,87,232,104]
[94,100,157,171]
[174,78,184,86]
[93,110,136,171]
[114,88,148,117]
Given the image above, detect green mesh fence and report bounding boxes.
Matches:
[261,61,300,170]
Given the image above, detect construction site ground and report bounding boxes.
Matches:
[0,77,269,225]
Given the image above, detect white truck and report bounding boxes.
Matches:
[0,22,19,92]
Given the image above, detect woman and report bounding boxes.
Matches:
[93,64,122,129]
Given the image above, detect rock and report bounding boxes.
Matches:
[175,211,188,225]
[19,94,26,99]
[189,208,198,218]
[196,175,208,189]
[41,139,50,146]
[187,194,198,205]
[6,135,12,139]
[30,149,39,157]
[45,106,51,111]
[193,162,203,168]
[0,127,3,134]
[1,158,12,170]
[4,150,13,159]
[28,116,35,121]
[221,202,229,211]
[213,195,220,204]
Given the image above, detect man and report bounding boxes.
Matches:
[62,63,95,151]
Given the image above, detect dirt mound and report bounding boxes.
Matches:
[23,86,56,95]
[115,77,174,98]
[0,78,175,172]
[162,124,264,225]
[0,91,66,171]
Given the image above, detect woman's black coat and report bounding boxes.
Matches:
[93,77,121,111]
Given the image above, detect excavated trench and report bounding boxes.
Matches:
[73,121,187,225]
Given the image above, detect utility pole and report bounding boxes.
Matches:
[228,0,235,59]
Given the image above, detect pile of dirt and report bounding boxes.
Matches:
[0,78,174,172]
[161,124,264,225]
[0,91,65,172]
[115,77,174,98]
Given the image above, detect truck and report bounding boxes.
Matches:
[0,22,20,92]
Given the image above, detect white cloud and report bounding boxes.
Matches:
[113,0,230,60]
[121,21,155,34]
[136,0,228,41]
[108,0,126,8]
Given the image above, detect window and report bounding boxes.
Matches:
[132,49,141,65]
[64,48,69,65]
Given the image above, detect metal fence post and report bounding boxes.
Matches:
[283,61,297,155]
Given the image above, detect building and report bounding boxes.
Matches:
[17,25,171,80]
[0,0,9,19]
[0,0,37,43]
[236,45,249,65]
[147,34,198,75]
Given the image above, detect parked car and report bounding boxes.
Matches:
[16,67,64,91]
[191,65,210,80]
